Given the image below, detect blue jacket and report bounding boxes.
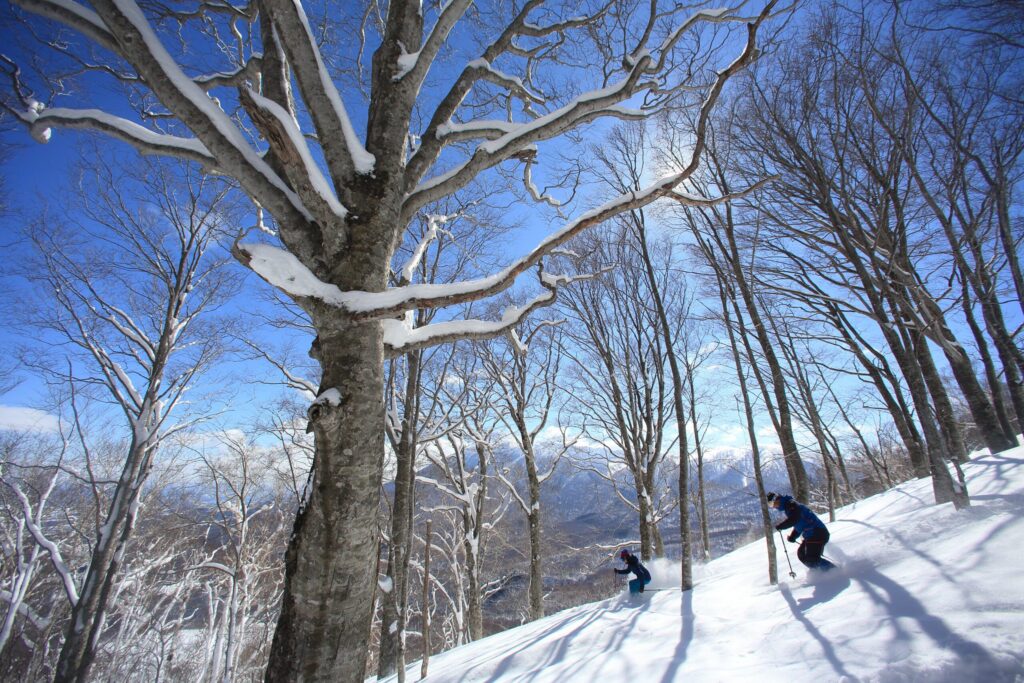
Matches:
[774,495,827,540]
[615,554,651,581]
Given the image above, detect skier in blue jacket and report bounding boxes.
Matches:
[767,492,834,571]
[614,549,652,593]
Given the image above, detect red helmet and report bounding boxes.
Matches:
[619,549,630,560]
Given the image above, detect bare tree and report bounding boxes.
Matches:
[873,10,1024,436]
[592,121,702,586]
[713,270,779,585]
[0,429,69,672]
[378,206,504,680]
[480,317,572,620]
[190,433,289,682]
[418,360,508,646]
[13,153,239,680]
[559,225,677,560]
[731,13,974,508]
[3,0,778,677]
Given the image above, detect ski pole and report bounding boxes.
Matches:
[778,530,797,579]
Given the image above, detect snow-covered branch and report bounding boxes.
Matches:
[72,0,314,234]
[399,0,473,91]
[403,61,654,218]
[194,56,263,91]
[10,484,80,606]
[261,0,374,181]
[382,281,558,357]
[21,107,214,162]
[11,0,119,53]
[240,88,349,225]
[403,0,610,190]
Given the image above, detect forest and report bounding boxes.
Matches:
[0,0,1021,681]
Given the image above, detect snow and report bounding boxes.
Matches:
[244,89,349,219]
[380,290,554,351]
[109,0,310,219]
[287,0,375,174]
[393,44,422,81]
[28,107,208,153]
[377,449,1024,682]
[312,388,342,407]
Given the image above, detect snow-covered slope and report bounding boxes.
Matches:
[381,448,1024,682]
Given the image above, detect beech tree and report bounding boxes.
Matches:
[378,207,504,680]
[559,225,678,560]
[10,154,239,681]
[3,0,778,678]
[480,318,572,620]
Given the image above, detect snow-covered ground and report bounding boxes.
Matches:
[381,448,1024,682]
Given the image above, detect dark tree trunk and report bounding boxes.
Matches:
[265,323,386,683]
[633,214,692,589]
[717,279,778,585]
[378,351,422,681]
[824,303,930,477]
[719,212,810,501]
[908,329,969,463]
[522,424,545,620]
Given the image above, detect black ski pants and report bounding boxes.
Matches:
[796,527,830,569]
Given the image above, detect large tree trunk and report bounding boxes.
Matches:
[907,329,969,464]
[265,323,385,683]
[824,303,930,477]
[908,291,1016,456]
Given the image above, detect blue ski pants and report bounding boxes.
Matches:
[629,577,651,594]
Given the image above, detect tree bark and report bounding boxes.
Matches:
[265,323,385,683]
[54,436,153,683]
[378,351,422,681]
[717,278,778,585]
[632,214,692,589]
[706,198,809,501]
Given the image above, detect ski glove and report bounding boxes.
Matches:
[788,532,798,543]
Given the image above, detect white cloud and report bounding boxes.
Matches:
[0,405,60,432]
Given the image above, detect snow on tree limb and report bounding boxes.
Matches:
[261,0,375,179]
[10,484,80,606]
[194,57,264,91]
[398,0,473,91]
[398,214,449,285]
[20,107,214,163]
[72,0,316,232]
[403,1,765,215]
[235,164,765,327]
[241,88,349,224]
[521,149,564,210]
[382,282,558,356]
[381,268,604,356]
[435,119,519,143]
[403,0,576,189]
[403,63,655,219]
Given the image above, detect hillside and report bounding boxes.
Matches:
[379,449,1024,682]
